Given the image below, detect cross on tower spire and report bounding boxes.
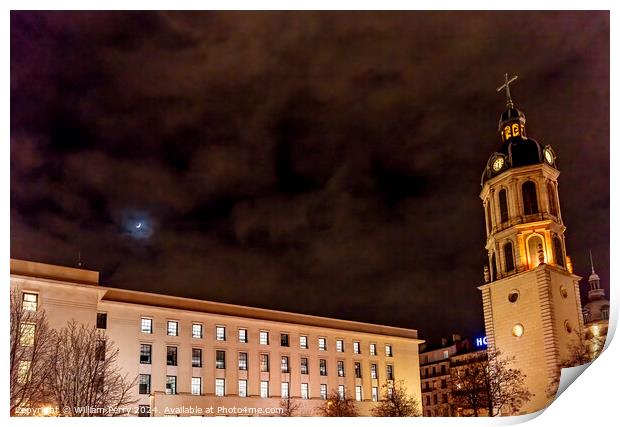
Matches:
[496,73,518,109]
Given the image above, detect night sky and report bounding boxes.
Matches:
[11,11,609,346]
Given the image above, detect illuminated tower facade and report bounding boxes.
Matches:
[477,75,584,414]
[582,252,609,358]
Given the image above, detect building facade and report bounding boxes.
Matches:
[10,259,423,417]
[477,77,584,414]
[419,335,469,417]
[419,335,489,417]
[582,253,609,359]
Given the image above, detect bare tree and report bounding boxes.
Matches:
[316,390,359,417]
[450,350,531,417]
[279,394,301,416]
[547,331,605,398]
[371,379,421,417]
[449,352,489,417]
[47,320,137,416]
[10,289,54,416]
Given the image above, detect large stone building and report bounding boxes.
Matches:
[478,79,583,413]
[419,334,471,417]
[10,258,423,416]
[419,335,489,417]
[582,253,609,358]
[477,75,584,414]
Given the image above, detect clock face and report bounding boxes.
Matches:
[492,157,505,172]
[544,148,554,164]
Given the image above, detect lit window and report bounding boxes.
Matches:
[166,376,177,395]
[139,374,151,394]
[337,360,345,377]
[192,348,202,367]
[386,364,394,380]
[97,312,107,329]
[370,343,377,355]
[238,380,247,397]
[281,356,289,373]
[216,326,226,341]
[371,363,378,379]
[319,359,327,376]
[191,377,202,396]
[371,386,378,402]
[355,385,362,401]
[17,360,31,384]
[22,293,38,311]
[300,335,308,349]
[318,337,327,351]
[336,339,344,352]
[338,385,345,400]
[166,346,177,366]
[260,354,269,372]
[260,381,269,398]
[215,378,225,397]
[301,383,309,399]
[239,328,248,343]
[192,324,203,338]
[216,350,226,369]
[353,341,361,354]
[259,331,269,345]
[300,357,309,374]
[140,318,152,334]
[281,333,289,347]
[20,323,35,347]
[385,344,393,357]
[281,382,289,398]
[167,321,178,336]
[238,352,248,370]
[320,384,327,400]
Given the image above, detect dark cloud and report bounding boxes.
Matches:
[11,11,609,345]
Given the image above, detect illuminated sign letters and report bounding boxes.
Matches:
[475,336,488,348]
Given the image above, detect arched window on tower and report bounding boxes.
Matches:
[498,189,509,223]
[522,181,539,215]
[553,236,565,268]
[547,182,558,217]
[527,234,545,268]
[490,252,497,281]
[504,241,515,273]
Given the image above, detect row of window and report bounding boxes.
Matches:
[489,233,565,281]
[134,317,393,355]
[138,374,378,402]
[424,393,449,406]
[486,180,558,233]
[22,296,395,357]
[140,344,394,379]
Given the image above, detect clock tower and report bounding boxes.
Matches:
[477,75,584,414]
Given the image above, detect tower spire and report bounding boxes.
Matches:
[589,249,595,274]
[497,73,518,109]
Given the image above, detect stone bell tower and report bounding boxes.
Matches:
[477,74,584,414]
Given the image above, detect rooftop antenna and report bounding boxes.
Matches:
[78,250,82,268]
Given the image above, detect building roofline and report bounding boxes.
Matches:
[10,258,99,285]
[10,258,421,341]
